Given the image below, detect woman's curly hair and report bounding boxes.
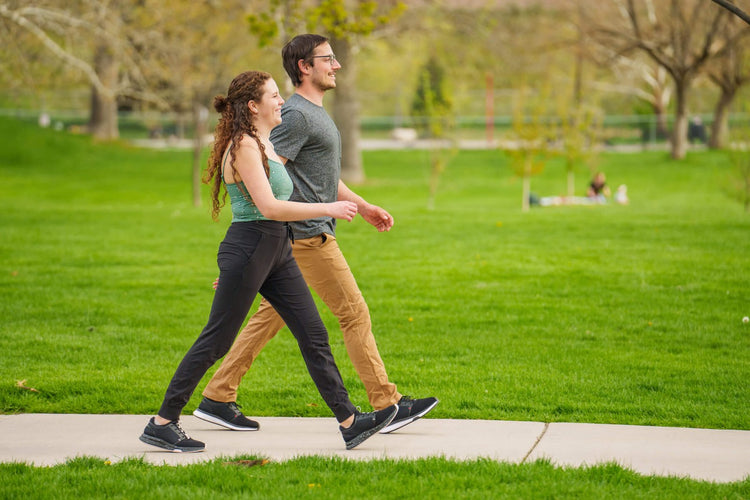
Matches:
[204,71,272,221]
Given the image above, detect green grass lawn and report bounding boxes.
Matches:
[3,456,749,500]
[1,118,749,496]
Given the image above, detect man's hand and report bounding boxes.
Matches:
[337,180,393,232]
[361,204,394,232]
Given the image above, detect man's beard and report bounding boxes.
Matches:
[313,74,336,92]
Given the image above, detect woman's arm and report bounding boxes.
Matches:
[231,137,357,222]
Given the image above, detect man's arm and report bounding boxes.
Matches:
[337,179,394,232]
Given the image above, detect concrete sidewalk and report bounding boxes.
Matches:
[1,414,749,483]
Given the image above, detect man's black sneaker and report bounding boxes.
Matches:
[380,396,439,434]
[340,405,398,450]
[139,417,205,453]
[193,397,260,431]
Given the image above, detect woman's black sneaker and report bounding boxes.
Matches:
[139,418,205,453]
[193,397,260,431]
[380,396,440,434]
[340,405,398,450]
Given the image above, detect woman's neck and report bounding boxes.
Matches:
[248,126,279,161]
[255,123,273,141]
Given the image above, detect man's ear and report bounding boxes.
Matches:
[297,58,312,76]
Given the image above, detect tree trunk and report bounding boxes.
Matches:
[330,36,364,184]
[709,88,735,149]
[567,167,576,198]
[652,100,669,140]
[88,43,119,140]
[671,81,689,159]
[651,68,671,140]
[522,158,531,212]
[192,102,208,208]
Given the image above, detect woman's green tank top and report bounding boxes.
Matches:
[223,151,293,222]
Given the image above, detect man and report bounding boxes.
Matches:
[194,34,438,434]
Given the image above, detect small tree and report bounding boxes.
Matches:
[411,56,456,210]
[411,55,452,138]
[556,100,603,197]
[506,85,555,212]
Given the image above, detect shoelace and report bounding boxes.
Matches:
[228,402,242,416]
[359,407,392,423]
[349,404,398,426]
[170,420,189,441]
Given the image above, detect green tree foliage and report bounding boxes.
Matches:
[247,0,404,45]
[309,0,403,38]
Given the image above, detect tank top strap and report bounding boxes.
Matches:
[220,143,232,182]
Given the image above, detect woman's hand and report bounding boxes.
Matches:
[328,201,358,221]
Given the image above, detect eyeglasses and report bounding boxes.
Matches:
[310,54,337,64]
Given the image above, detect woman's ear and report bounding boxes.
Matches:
[248,101,258,114]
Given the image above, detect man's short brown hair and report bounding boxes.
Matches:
[282,34,329,87]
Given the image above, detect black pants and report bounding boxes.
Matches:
[158,220,356,422]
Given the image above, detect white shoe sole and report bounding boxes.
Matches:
[193,408,259,431]
[380,399,439,434]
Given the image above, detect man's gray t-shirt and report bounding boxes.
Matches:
[270,93,341,239]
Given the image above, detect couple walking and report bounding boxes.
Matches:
[139,34,438,452]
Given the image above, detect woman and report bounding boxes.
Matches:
[587,172,611,203]
[139,71,397,452]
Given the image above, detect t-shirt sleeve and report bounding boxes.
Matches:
[270,108,307,162]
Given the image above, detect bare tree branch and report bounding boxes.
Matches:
[698,5,728,66]
[17,6,99,33]
[0,5,113,97]
[711,0,750,24]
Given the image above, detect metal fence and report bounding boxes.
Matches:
[4,107,749,149]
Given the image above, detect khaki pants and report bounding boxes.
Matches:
[203,233,401,410]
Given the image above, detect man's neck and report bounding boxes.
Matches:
[294,82,326,107]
